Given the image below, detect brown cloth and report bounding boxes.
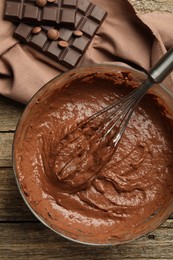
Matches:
[0,0,173,104]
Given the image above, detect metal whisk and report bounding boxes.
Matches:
[55,48,173,193]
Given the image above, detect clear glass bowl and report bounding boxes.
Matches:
[13,64,173,245]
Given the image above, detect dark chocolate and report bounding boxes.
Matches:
[4,0,77,29]
[14,0,107,69]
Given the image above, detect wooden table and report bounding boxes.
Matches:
[1,1,173,259]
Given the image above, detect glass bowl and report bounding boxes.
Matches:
[13,64,173,245]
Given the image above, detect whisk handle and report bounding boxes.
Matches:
[149,47,173,83]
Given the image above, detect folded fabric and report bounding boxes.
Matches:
[0,0,173,104]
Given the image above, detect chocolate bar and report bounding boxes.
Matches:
[14,0,107,69]
[4,0,78,29]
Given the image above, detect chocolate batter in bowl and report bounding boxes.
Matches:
[13,65,173,245]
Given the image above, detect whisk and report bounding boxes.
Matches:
[54,48,173,193]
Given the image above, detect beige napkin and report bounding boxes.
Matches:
[0,0,173,104]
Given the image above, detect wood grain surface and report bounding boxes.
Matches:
[129,0,173,13]
[0,1,173,259]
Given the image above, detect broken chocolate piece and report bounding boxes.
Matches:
[14,0,107,69]
[4,0,77,29]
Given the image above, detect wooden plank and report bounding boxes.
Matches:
[0,168,35,221]
[0,96,24,132]
[0,133,14,167]
[0,221,173,259]
[129,0,173,13]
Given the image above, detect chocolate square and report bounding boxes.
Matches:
[23,5,39,22]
